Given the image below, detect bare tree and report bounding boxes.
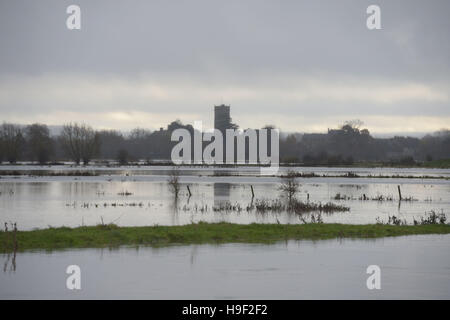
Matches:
[168,167,181,199]
[60,123,100,165]
[279,170,299,203]
[25,123,53,164]
[343,119,364,130]
[0,123,25,164]
[117,149,129,165]
[129,128,152,140]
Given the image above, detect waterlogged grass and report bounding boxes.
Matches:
[1,222,450,252]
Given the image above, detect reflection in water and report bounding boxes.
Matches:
[1,234,449,299]
[3,251,16,273]
[169,195,180,225]
[214,183,231,206]
[2,222,18,273]
[0,174,449,229]
[190,245,198,266]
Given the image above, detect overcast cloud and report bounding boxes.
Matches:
[0,0,449,134]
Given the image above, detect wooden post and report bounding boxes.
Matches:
[250,185,255,198]
[3,222,8,251]
[187,185,192,197]
[397,185,402,201]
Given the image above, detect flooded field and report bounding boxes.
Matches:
[1,234,449,299]
[1,165,449,300]
[1,164,450,178]
[0,166,449,230]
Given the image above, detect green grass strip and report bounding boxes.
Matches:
[1,222,450,253]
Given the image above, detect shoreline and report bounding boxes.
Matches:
[2,222,450,253]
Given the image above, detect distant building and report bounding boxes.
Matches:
[213,104,238,163]
[214,104,237,132]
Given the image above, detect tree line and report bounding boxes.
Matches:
[0,121,449,165]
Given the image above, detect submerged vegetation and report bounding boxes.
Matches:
[251,199,349,214]
[333,192,417,202]
[376,210,447,226]
[414,210,447,225]
[1,222,450,253]
[278,170,300,202]
[0,170,99,177]
[167,168,181,199]
[279,171,449,180]
[64,198,349,215]
[117,190,133,196]
[273,170,349,214]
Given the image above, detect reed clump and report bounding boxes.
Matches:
[376,210,447,226]
[252,198,349,214]
[413,210,447,225]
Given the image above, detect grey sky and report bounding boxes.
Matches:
[0,0,449,134]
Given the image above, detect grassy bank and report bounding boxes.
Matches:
[2,222,450,253]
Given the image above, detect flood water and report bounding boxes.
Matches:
[0,166,449,229]
[1,234,449,299]
[2,164,450,178]
[1,166,449,299]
